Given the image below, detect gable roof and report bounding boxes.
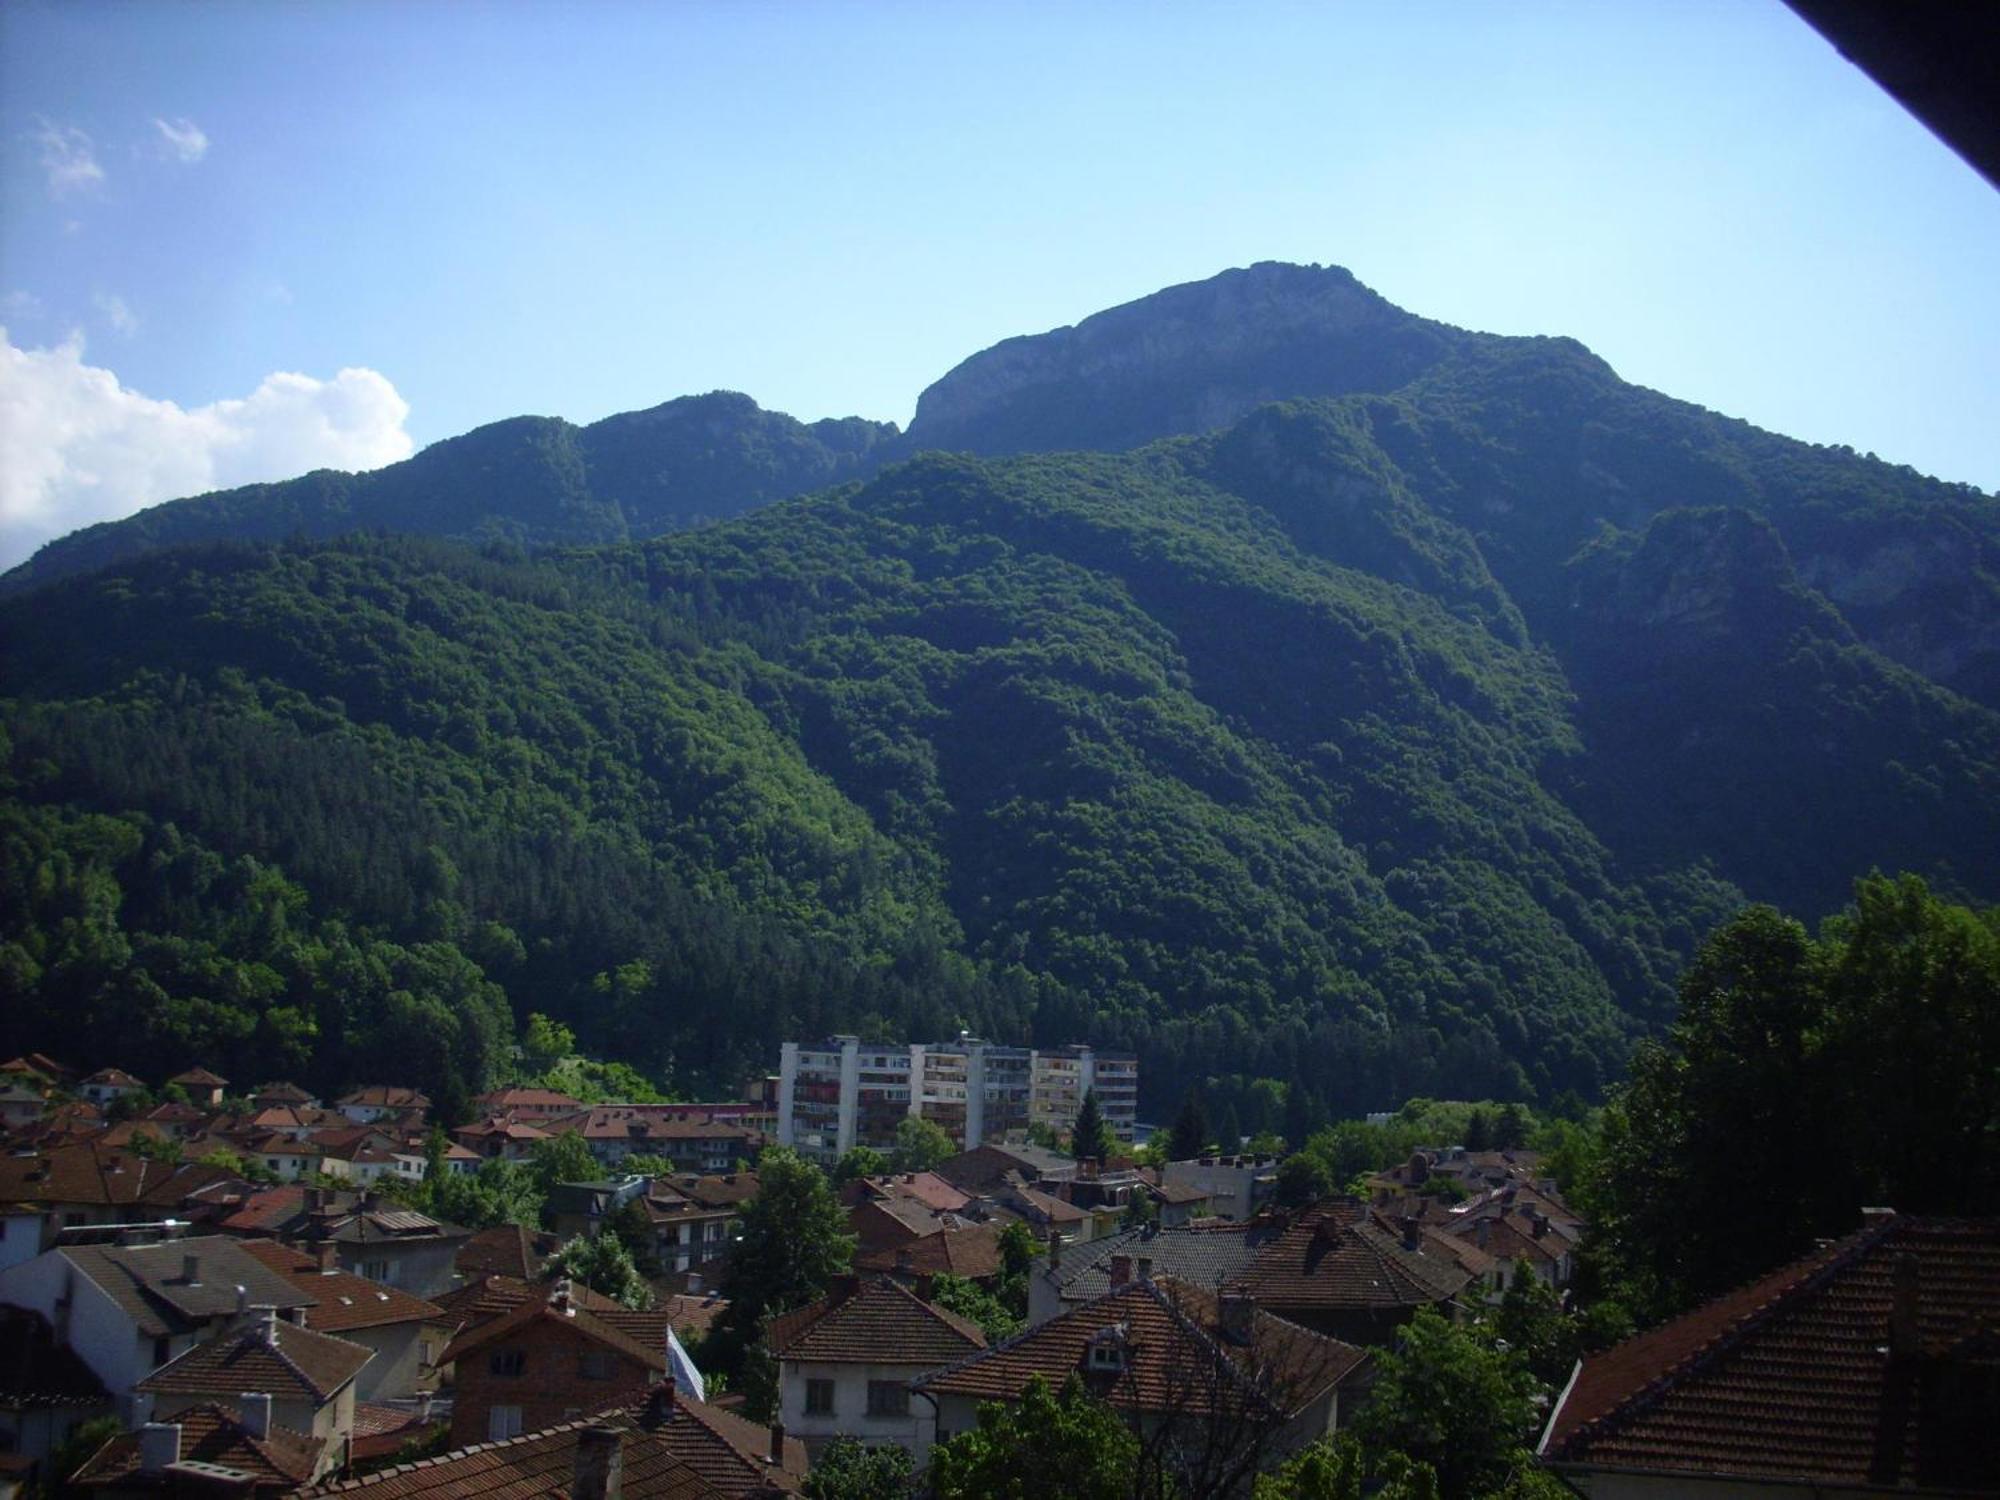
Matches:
[82,1068,145,1089]
[1242,1207,1473,1313]
[767,1276,986,1366]
[236,1240,446,1332]
[456,1223,558,1281]
[337,1087,431,1110]
[168,1068,230,1088]
[856,1222,1005,1280]
[436,1293,668,1373]
[1051,1224,1273,1305]
[916,1276,1369,1419]
[57,1235,314,1340]
[1541,1214,2000,1489]
[139,1316,374,1403]
[74,1401,325,1491]
[0,1140,237,1213]
[298,1391,803,1500]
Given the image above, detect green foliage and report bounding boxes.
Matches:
[528,1130,601,1200]
[41,1414,124,1499]
[520,1012,576,1074]
[890,1115,955,1173]
[608,1195,664,1278]
[1275,1153,1332,1208]
[544,1232,653,1309]
[929,1271,1022,1344]
[1350,1307,1541,1500]
[831,1145,888,1186]
[927,1374,1145,1500]
[1072,1089,1115,1163]
[1593,873,2000,1318]
[1255,1438,1439,1500]
[802,1436,913,1500]
[424,1159,542,1230]
[710,1149,854,1383]
[1167,1087,1210,1160]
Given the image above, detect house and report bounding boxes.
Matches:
[79,1071,147,1108]
[1,1056,74,1090]
[767,1276,986,1462]
[335,1088,431,1127]
[249,1083,320,1111]
[137,1308,371,1469]
[0,1082,48,1133]
[454,1224,559,1284]
[545,1178,651,1243]
[238,1241,448,1401]
[298,1387,806,1500]
[165,1070,229,1110]
[452,1118,550,1162]
[72,1401,330,1498]
[307,1128,408,1186]
[1161,1154,1279,1222]
[275,1190,472,1298]
[470,1088,583,1121]
[854,1222,1005,1284]
[639,1192,738,1278]
[1539,1212,2000,1497]
[1029,1222,1272,1325]
[1239,1204,1475,1344]
[0,1305,114,1485]
[0,1234,312,1413]
[436,1283,666,1447]
[0,1143,242,1254]
[933,1143,1078,1195]
[916,1275,1372,1490]
[547,1110,765,1175]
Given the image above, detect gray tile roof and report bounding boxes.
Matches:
[61,1235,315,1339]
[1052,1224,1272,1303]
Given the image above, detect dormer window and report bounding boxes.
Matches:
[1086,1324,1130,1373]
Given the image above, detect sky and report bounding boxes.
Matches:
[2,0,1997,567]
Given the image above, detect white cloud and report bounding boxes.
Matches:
[152,116,209,164]
[1,291,43,321]
[0,329,414,568]
[32,119,104,196]
[94,294,138,335]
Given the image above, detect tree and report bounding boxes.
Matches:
[1275,1153,1331,1208]
[608,1195,664,1278]
[831,1144,888,1186]
[1463,1109,1493,1152]
[544,1232,652,1309]
[428,1158,541,1229]
[1349,1307,1540,1500]
[1212,1099,1243,1154]
[1120,1185,1160,1231]
[803,1435,913,1500]
[927,1374,1147,1500]
[709,1148,855,1386]
[891,1115,955,1173]
[1282,1081,1321,1154]
[1493,1103,1528,1151]
[528,1129,600,1201]
[1254,1437,1439,1500]
[1072,1088,1115,1163]
[521,1011,576,1075]
[930,1271,1022,1343]
[1167,1088,1210,1161]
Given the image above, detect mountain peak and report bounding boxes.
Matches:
[902,261,1465,456]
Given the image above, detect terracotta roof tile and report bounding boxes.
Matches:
[237,1240,446,1332]
[917,1277,1369,1419]
[1242,1207,1472,1313]
[139,1316,374,1403]
[768,1277,986,1366]
[856,1223,1005,1280]
[75,1402,324,1491]
[437,1295,667,1374]
[0,1141,236,1213]
[1543,1215,2000,1488]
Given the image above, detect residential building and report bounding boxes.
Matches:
[915,1276,1371,1487]
[0,1234,312,1414]
[78,1071,146,1108]
[1539,1212,2000,1497]
[0,1141,238,1251]
[452,1117,550,1162]
[777,1038,1139,1163]
[768,1276,986,1462]
[437,1284,667,1447]
[1162,1153,1280,1222]
[1240,1205,1476,1344]
[274,1190,471,1298]
[0,1305,113,1485]
[469,1087,583,1121]
[73,1401,330,1498]
[1029,1222,1273,1325]
[334,1088,430,1126]
[545,1177,651,1242]
[0,1081,47,1132]
[547,1109,764,1174]
[164,1070,229,1109]
[298,1388,806,1500]
[238,1240,448,1401]
[137,1308,370,1467]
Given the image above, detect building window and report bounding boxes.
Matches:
[361,1259,391,1281]
[488,1350,526,1377]
[866,1381,909,1417]
[579,1351,618,1380]
[804,1379,835,1416]
[488,1406,523,1441]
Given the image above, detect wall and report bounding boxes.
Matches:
[446,1319,652,1449]
[779,1359,937,1463]
[337,1240,460,1299]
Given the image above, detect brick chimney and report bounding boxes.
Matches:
[1108,1255,1132,1288]
[573,1426,623,1500]
[767,1419,787,1467]
[317,1244,338,1273]
[1047,1230,1062,1270]
[1399,1216,1423,1252]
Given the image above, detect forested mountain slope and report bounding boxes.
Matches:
[3,265,1996,1118]
[2,391,898,593]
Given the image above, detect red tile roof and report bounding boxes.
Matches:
[1242,1207,1472,1312]
[855,1223,1005,1280]
[238,1240,447,1332]
[436,1294,667,1374]
[456,1224,560,1281]
[1542,1215,2000,1489]
[139,1315,373,1403]
[767,1277,986,1366]
[0,1140,237,1212]
[74,1402,324,1492]
[916,1276,1369,1420]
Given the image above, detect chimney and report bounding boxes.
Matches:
[645,1382,675,1425]
[686,1272,703,1294]
[1889,1252,1920,1360]
[317,1244,338,1273]
[259,1307,280,1347]
[235,1284,249,1317]
[1047,1230,1062,1270]
[1108,1255,1132,1289]
[1531,1213,1549,1240]
[767,1419,786,1467]
[182,1253,201,1285]
[552,1279,574,1313]
[1474,1220,1491,1250]
[894,1248,914,1276]
[1219,1287,1255,1344]
[1137,1256,1154,1282]
[240,1392,273,1440]
[139,1424,182,1474]
[131,1392,155,1427]
[573,1426,624,1500]
[1400,1216,1422,1252]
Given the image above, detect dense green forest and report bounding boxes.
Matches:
[3,266,1995,1113]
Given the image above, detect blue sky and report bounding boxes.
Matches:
[3,0,1996,564]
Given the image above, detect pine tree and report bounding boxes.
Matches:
[1072,1088,1114,1162]
[1167,1088,1211,1160]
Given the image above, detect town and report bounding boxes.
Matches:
[3,1031,1989,1500]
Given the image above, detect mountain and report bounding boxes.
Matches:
[1,391,899,594]
[2,265,1996,1122]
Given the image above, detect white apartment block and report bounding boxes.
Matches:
[777,1036,1137,1162]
